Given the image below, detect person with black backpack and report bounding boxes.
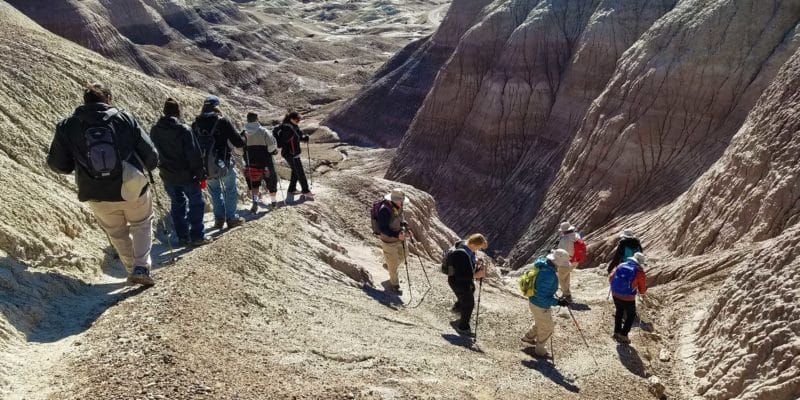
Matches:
[150,98,211,248]
[609,252,648,344]
[192,96,246,230]
[442,234,488,337]
[274,111,314,201]
[47,83,159,286]
[371,189,407,294]
[607,229,643,274]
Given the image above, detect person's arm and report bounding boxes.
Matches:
[452,251,473,280]
[608,245,623,273]
[635,269,647,295]
[264,127,278,153]
[608,268,616,284]
[47,122,76,174]
[183,125,205,181]
[223,119,245,148]
[127,113,158,171]
[377,206,399,238]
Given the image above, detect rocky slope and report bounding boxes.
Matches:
[6,0,447,117]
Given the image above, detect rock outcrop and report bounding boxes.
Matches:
[322,0,492,147]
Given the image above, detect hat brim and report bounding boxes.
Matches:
[627,257,645,265]
[385,194,404,203]
[560,226,576,233]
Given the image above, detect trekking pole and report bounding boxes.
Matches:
[402,239,413,304]
[408,233,432,308]
[565,306,599,366]
[150,183,179,265]
[306,140,313,189]
[474,278,483,342]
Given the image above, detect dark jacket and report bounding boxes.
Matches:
[608,237,643,273]
[47,103,158,202]
[150,116,205,185]
[191,113,245,167]
[448,241,476,284]
[377,201,404,243]
[275,122,307,158]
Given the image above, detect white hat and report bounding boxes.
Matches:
[628,252,646,266]
[546,249,571,268]
[385,188,406,203]
[559,221,575,233]
[620,229,636,239]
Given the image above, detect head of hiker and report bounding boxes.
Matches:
[84,82,112,104]
[547,249,571,268]
[620,229,636,239]
[466,233,488,253]
[284,111,301,125]
[628,252,646,267]
[163,98,180,118]
[201,95,221,114]
[385,188,405,208]
[247,112,259,123]
[559,221,575,234]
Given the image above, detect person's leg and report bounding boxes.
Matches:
[458,283,475,330]
[292,156,310,193]
[265,157,278,197]
[448,280,461,311]
[164,183,189,241]
[621,300,637,336]
[381,241,402,287]
[284,156,298,193]
[614,298,625,334]
[123,190,154,269]
[222,169,240,220]
[89,202,134,270]
[557,265,571,297]
[532,305,554,356]
[184,183,206,241]
[206,177,225,222]
[524,303,538,342]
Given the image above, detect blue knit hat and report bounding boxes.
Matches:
[204,95,220,107]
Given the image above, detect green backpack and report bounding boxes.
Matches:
[519,264,540,298]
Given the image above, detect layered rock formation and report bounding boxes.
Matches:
[322,0,492,147]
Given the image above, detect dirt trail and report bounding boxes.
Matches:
[1,146,676,399]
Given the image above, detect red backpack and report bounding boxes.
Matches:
[571,238,587,264]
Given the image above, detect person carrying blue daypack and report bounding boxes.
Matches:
[607,229,643,274]
[609,252,648,344]
[521,249,570,357]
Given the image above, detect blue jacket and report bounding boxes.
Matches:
[529,258,559,309]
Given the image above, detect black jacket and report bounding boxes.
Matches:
[275,122,307,158]
[448,241,476,284]
[191,113,245,166]
[47,103,158,202]
[608,237,643,273]
[150,116,205,185]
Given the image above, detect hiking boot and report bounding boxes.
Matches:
[617,334,631,344]
[559,294,573,303]
[521,336,537,345]
[128,266,154,286]
[250,202,259,213]
[302,192,315,201]
[177,237,191,247]
[451,304,461,313]
[226,217,245,229]
[270,201,278,210]
[190,237,213,247]
[213,219,225,230]
[450,320,475,338]
[391,284,403,295]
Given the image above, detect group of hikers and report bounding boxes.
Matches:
[373,189,648,356]
[47,83,314,286]
[48,82,650,361]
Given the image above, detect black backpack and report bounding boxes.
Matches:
[441,240,468,276]
[193,117,228,179]
[82,109,123,179]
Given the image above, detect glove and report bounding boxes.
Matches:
[301,135,310,143]
[199,179,207,190]
[557,299,569,307]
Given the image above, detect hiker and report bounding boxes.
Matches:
[242,112,279,212]
[274,111,314,200]
[607,229,643,274]
[446,234,488,337]
[609,252,648,344]
[47,83,159,285]
[375,189,408,294]
[521,249,570,357]
[192,95,246,230]
[556,221,583,302]
[150,98,210,248]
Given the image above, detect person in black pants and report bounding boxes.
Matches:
[446,234,488,337]
[274,111,314,201]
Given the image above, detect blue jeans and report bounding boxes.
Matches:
[164,182,206,241]
[207,168,240,221]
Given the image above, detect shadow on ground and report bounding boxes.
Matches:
[521,356,580,393]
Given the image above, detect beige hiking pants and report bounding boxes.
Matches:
[524,303,554,356]
[89,190,154,270]
[381,240,407,286]
[557,262,577,297]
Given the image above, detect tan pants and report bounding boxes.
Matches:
[524,303,554,356]
[89,191,154,270]
[381,240,407,286]
[557,262,577,297]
